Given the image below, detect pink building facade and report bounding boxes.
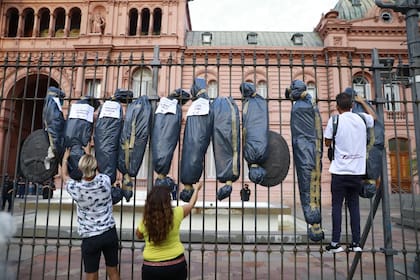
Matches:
[0,0,417,204]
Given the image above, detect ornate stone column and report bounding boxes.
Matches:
[48,11,54,37]
[64,12,70,37]
[17,13,23,37]
[32,13,39,37]
[148,12,154,35]
[137,10,142,35]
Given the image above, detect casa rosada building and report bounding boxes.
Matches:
[0,0,418,204]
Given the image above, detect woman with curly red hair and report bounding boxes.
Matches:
[136,182,202,280]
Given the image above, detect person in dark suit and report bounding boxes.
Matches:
[1,174,14,212]
[17,177,26,199]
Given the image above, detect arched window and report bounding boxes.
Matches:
[6,8,19,37]
[207,80,218,98]
[132,68,152,97]
[140,8,150,35]
[352,75,371,100]
[54,8,66,37]
[384,83,401,112]
[39,8,50,37]
[129,8,138,36]
[307,82,317,101]
[257,80,267,98]
[23,8,35,37]
[69,8,81,37]
[152,8,162,35]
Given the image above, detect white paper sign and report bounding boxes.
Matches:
[99,101,121,119]
[186,98,209,116]
[155,97,178,115]
[69,103,94,123]
[53,97,63,112]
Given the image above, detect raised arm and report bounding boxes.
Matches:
[182,182,202,218]
[61,148,71,181]
[354,95,377,120]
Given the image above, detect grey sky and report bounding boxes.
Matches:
[189,0,339,32]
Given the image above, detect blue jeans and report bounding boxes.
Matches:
[331,174,362,244]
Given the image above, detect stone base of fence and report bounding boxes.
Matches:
[14,190,320,243]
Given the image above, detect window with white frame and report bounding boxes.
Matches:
[307,82,317,101]
[243,161,249,180]
[257,81,267,98]
[205,144,216,179]
[85,79,101,98]
[204,80,218,178]
[352,76,371,100]
[132,68,152,97]
[384,83,401,112]
[208,80,218,98]
[137,144,149,179]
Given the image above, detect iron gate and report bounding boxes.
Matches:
[0,48,419,280]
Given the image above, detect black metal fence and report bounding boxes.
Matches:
[0,48,419,279]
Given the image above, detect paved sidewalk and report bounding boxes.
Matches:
[1,192,419,279]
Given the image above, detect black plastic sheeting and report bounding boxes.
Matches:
[66,146,85,180]
[212,96,241,200]
[180,78,213,202]
[118,95,152,201]
[289,80,324,242]
[64,97,99,180]
[20,87,65,182]
[344,87,384,198]
[152,89,190,194]
[152,89,187,176]
[42,86,66,161]
[259,131,290,187]
[240,82,269,185]
[118,95,152,176]
[20,129,59,183]
[94,99,123,185]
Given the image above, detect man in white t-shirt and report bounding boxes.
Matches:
[324,92,376,253]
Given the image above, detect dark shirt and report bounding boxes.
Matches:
[2,178,13,196]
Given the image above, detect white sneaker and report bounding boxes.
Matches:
[348,243,362,252]
[326,243,344,253]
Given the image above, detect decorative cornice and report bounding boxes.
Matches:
[319,22,406,38]
[73,44,114,52]
[348,26,406,36]
[317,22,352,38]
